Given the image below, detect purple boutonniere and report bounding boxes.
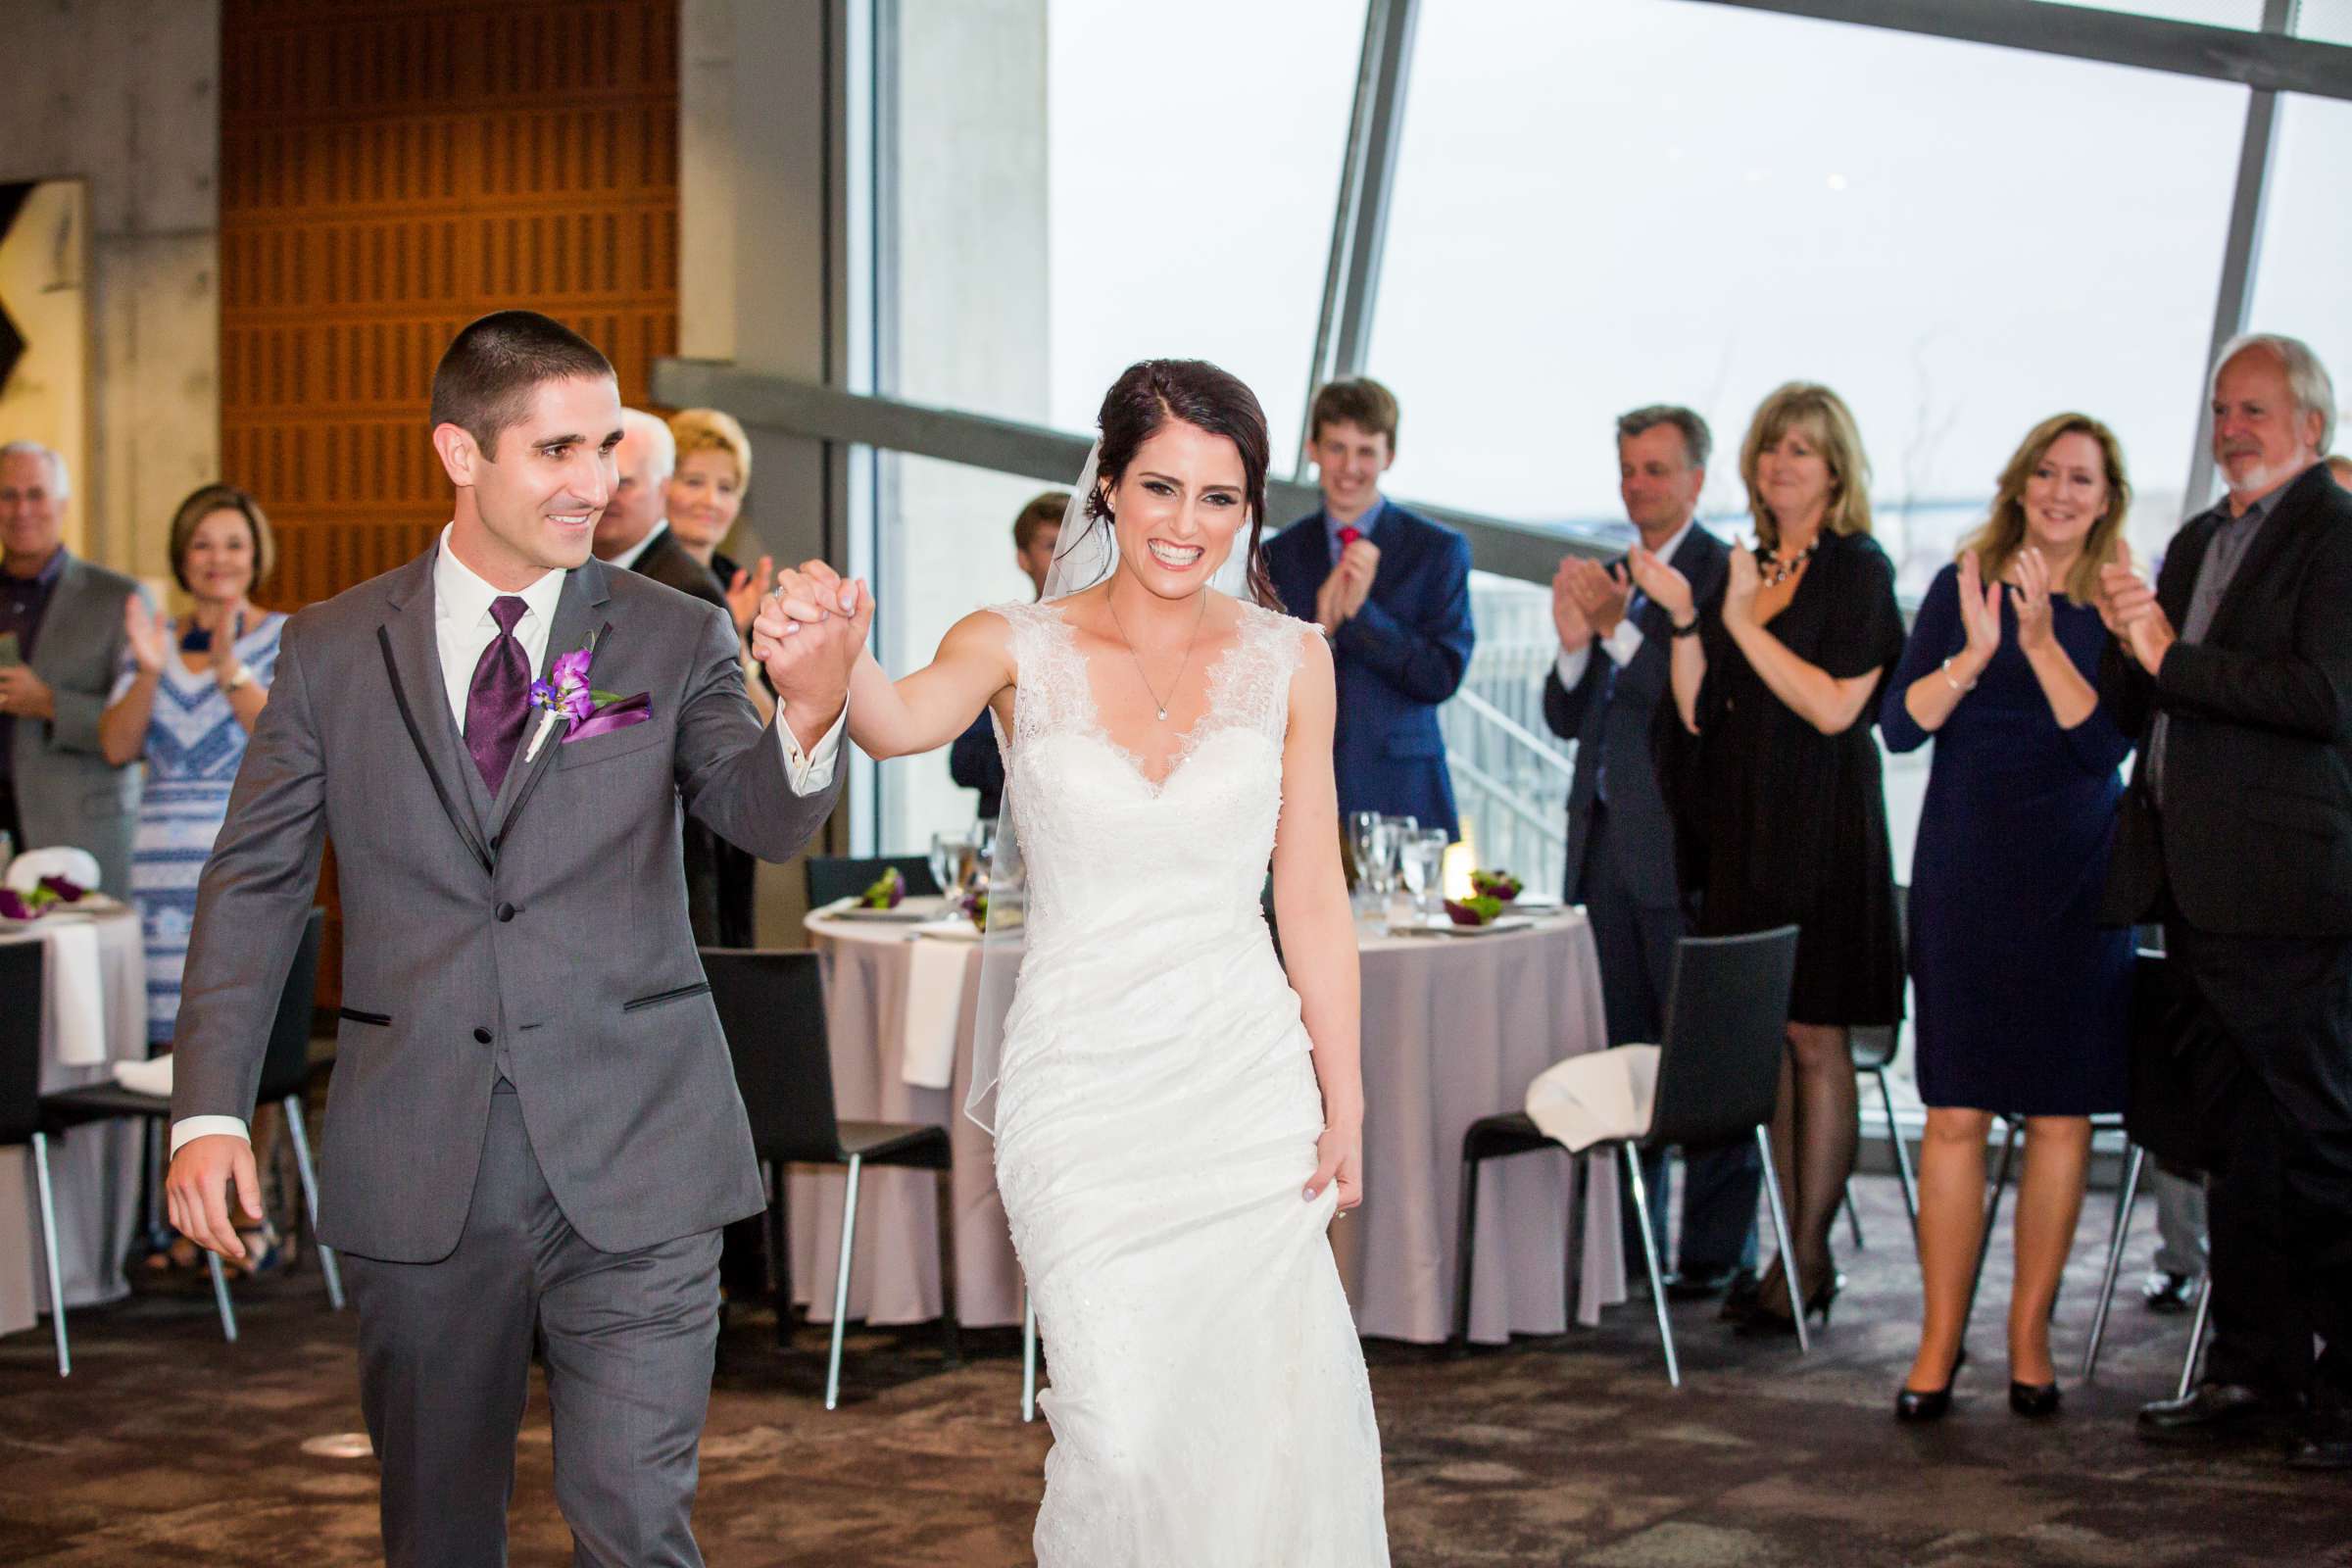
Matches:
[523,637,653,762]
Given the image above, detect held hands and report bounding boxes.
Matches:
[724,555,776,640]
[752,558,874,728]
[1952,550,2002,682]
[124,593,172,675]
[1561,557,1632,640]
[1305,1119,1363,1214]
[2006,546,2056,655]
[1624,545,1694,627]
[1316,539,1381,633]
[166,1133,263,1263]
[1720,544,1762,627]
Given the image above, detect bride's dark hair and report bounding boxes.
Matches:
[1086,359,1283,612]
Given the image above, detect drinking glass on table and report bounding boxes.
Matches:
[1402,829,1448,918]
[1372,815,1416,904]
[1347,811,1384,912]
[930,832,974,898]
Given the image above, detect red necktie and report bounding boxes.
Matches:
[1339,526,1361,547]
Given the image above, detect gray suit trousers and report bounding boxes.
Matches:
[342,1089,721,1568]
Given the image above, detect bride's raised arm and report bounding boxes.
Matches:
[765,562,1014,760]
[1270,627,1365,1211]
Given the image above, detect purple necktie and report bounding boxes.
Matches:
[466,596,532,795]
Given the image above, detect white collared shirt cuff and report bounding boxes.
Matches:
[1602,618,1645,667]
[1555,644,1592,690]
[776,698,849,795]
[171,1115,250,1154]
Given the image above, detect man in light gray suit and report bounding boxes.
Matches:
[165,312,869,1567]
[0,441,144,891]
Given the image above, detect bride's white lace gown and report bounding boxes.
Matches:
[984,597,1390,1566]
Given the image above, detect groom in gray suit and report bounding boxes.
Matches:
[166,312,868,1566]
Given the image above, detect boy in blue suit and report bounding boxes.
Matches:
[1264,378,1474,839]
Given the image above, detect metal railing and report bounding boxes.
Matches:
[1439,574,1575,898]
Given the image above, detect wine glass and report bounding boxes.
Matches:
[1346,810,1383,911]
[930,833,973,898]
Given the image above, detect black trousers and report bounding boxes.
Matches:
[1582,804,1759,1276]
[2165,917,2352,1408]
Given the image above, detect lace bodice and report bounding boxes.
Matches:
[986,596,1309,960]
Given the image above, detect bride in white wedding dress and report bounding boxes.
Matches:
[765,360,1389,1564]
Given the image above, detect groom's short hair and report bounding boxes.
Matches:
[431,311,616,460]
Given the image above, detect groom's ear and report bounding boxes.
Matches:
[432,422,480,491]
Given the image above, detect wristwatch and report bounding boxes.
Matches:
[222,665,255,693]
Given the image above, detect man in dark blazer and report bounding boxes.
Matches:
[2099,333,2352,1471]
[1265,378,1474,838]
[1543,406,1750,1298]
[167,313,863,1561]
[596,407,747,947]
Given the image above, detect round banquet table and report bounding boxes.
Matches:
[0,901,149,1340]
[794,903,1624,1345]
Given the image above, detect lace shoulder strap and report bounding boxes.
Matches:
[982,599,1085,748]
[1210,600,1314,741]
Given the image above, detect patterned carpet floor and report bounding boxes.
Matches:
[3,1176,2347,1566]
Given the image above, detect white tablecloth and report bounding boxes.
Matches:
[0,903,148,1337]
[795,904,1622,1344]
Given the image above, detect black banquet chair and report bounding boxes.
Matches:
[804,855,941,910]
[1452,926,1807,1385]
[36,907,337,1365]
[703,948,958,1410]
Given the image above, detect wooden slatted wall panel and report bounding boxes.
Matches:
[218,1,679,1002]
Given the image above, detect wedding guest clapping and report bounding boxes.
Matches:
[1880,416,2136,1420]
[666,407,773,642]
[1632,382,1905,1337]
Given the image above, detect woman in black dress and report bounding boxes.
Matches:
[1881,416,2133,1420]
[1632,382,1905,1333]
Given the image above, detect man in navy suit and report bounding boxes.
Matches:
[1544,406,1756,1300]
[1264,378,1474,839]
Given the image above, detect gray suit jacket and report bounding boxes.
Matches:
[170,546,839,1262]
[1542,525,1730,910]
[9,553,144,894]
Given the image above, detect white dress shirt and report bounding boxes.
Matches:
[1555,516,1696,692]
[172,526,845,1152]
[602,516,669,573]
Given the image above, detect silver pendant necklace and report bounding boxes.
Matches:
[1104,588,1209,722]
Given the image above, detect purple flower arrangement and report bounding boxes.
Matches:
[0,874,90,922]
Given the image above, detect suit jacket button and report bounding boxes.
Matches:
[496,903,516,922]
[473,1027,493,1045]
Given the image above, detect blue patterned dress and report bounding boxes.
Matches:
[113,613,286,1045]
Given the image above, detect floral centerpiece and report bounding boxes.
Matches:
[1443,894,1505,927]
[859,866,906,909]
[1468,869,1523,903]
[0,874,90,922]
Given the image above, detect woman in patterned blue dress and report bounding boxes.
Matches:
[101,486,285,1264]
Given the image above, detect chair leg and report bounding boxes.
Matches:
[1873,1070,1920,1241]
[1841,1181,1865,1250]
[206,1250,239,1344]
[1450,1153,1482,1351]
[1021,1288,1039,1424]
[933,1166,961,1367]
[825,1154,861,1411]
[1564,1150,1588,1327]
[2082,1143,2146,1381]
[280,1098,343,1311]
[769,1160,794,1345]
[1964,1117,2021,1331]
[1626,1148,1679,1388]
[2179,1273,2213,1399]
[1756,1124,1809,1356]
[30,1133,70,1377]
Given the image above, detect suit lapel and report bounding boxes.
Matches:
[487,559,612,849]
[376,551,493,875]
[2206,466,2328,648]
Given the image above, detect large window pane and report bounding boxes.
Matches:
[1367,0,2246,591]
[2247,96,2352,454]
[888,0,1364,450]
[2296,0,2352,46]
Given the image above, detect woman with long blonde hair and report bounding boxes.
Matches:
[1630,382,1907,1336]
[1881,413,2136,1420]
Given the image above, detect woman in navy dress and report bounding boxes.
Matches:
[1881,415,2134,1421]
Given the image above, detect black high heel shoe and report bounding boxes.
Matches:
[1896,1347,1968,1423]
[1736,1272,1843,1337]
[2008,1379,2061,1418]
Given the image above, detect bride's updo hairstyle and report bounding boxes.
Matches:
[1087,359,1283,611]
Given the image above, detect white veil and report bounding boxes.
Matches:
[964,440,1253,1130]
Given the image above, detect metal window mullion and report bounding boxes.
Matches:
[2183,0,2297,517]
[1297,2,1387,475]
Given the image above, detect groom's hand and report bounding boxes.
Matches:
[166,1133,264,1262]
[754,560,872,751]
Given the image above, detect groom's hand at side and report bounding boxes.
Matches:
[166,1133,265,1263]
[753,560,873,753]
